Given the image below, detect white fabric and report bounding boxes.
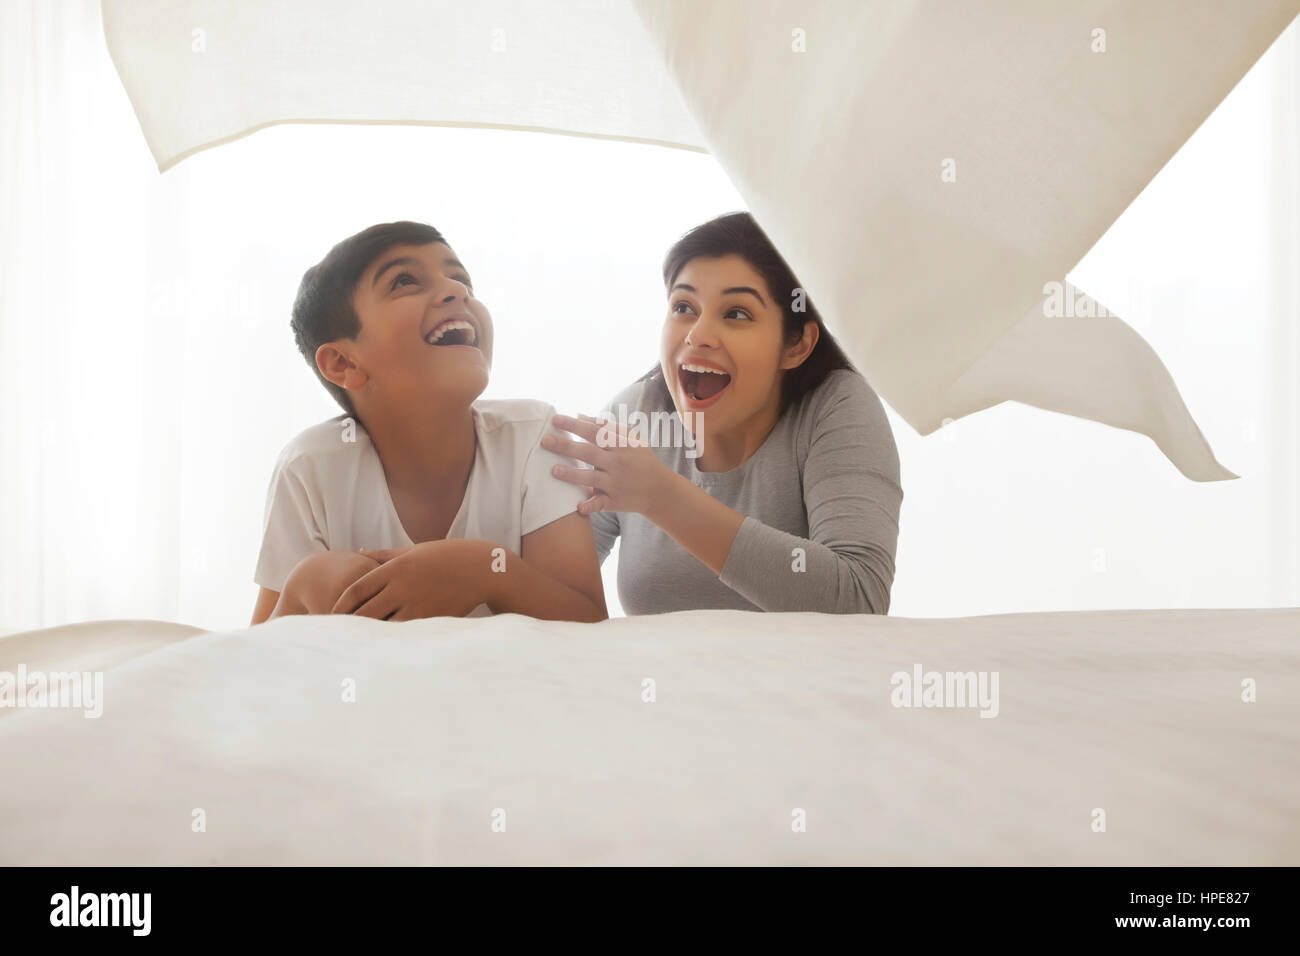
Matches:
[98,0,1300,480]
[632,0,1297,481]
[100,0,706,166]
[0,607,1296,864]
[0,620,204,675]
[254,401,586,606]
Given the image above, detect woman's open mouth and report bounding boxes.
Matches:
[679,362,731,408]
[424,317,478,348]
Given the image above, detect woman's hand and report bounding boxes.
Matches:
[548,412,744,573]
[544,413,676,518]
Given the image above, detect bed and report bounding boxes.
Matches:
[1,607,1295,865]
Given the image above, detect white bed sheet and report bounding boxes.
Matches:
[0,608,1296,865]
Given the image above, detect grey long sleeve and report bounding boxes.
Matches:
[716,379,901,613]
[585,369,902,615]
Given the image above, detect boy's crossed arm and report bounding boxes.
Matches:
[252,512,606,625]
[489,512,608,622]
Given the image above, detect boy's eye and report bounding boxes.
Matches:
[453,274,474,292]
[391,272,418,290]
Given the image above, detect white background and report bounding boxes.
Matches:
[1,1,1296,630]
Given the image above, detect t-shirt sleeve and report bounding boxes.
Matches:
[519,411,590,538]
[253,454,328,591]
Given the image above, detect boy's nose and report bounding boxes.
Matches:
[435,275,471,301]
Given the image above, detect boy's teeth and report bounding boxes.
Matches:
[426,319,476,345]
[681,363,727,375]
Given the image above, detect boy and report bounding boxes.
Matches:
[250,221,606,624]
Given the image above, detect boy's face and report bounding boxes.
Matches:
[326,241,494,411]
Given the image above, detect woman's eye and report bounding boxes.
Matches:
[725,308,753,321]
[671,300,695,315]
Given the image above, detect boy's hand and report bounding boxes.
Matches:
[332,539,494,620]
[357,545,414,564]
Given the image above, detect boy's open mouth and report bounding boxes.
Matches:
[424,317,477,348]
[679,362,732,402]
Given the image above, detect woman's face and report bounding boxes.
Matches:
[660,254,789,437]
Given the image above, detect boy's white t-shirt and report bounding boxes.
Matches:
[254,399,585,615]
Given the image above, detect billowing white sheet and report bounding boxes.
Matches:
[1,608,1296,864]
[98,0,1300,480]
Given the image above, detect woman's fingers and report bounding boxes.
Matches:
[553,412,642,451]
[577,493,613,516]
[542,432,603,467]
[551,462,603,487]
[550,414,603,443]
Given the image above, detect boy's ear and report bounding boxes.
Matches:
[780,320,820,371]
[316,342,368,393]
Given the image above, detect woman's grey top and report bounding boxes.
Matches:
[589,368,903,614]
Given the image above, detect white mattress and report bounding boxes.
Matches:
[0,608,1296,864]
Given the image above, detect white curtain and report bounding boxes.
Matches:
[1,0,192,628]
[2,1,1296,631]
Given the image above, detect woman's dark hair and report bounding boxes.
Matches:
[290,220,446,415]
[642,212,854,412]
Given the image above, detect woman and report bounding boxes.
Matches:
[543,212,902,614]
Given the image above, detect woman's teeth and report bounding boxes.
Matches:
[679,363,732,401]
[426,319,476,346]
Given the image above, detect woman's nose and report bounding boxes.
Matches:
[684,315,721,349]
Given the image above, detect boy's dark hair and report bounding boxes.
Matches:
[643,211,854,412]
[290,221,446,415]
